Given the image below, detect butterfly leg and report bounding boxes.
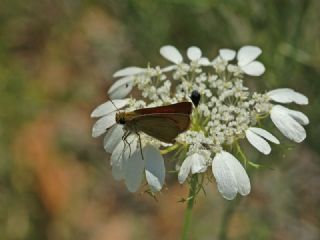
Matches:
[137,133,144,160]
[132,125,144,160]
[122,130,132,158]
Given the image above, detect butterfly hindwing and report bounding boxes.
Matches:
[129,114,190,143]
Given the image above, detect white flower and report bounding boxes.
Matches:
[245,127,280,155]
[212,56,228,73]
[187,46,211,65]
[267,88,309,143]
[178,153,208,184]
[214,49,237,73]
[112,142,166,192]
[218,46,265,76]
[237,46,265,76]
[212,151,250,200]
[270,105,309,143]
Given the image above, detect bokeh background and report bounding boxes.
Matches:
[1,0,319,239]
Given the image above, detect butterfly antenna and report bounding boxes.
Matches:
[108,96,120,111]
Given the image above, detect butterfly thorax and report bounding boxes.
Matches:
[115,111,138,125]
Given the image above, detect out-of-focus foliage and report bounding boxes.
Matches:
[0,0,319,239]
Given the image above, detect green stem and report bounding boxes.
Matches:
[219,197,240,240]
[181,175,198,240]
[236,142,248,167]
[160,143,180,155]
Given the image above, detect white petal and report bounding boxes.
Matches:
[124,149,145,192]
[212,152,238,200]
[267,88,308,105]
[178,157,192,184]
[287,109,309,125]
[274,105,309,125]
[270,105,306,142]
[226,153,251,196]
[246,129,271,155]
[108,76,134,99]
[241,61,265,76]
[161,65,177,72]
[198,57,211,66]
[113,67,145,78]
[91,99,129,118]
[111,141,126,180]
[248,127,280,144]
[103,124,124,153]
[219,49,236,61]
[144,145,165,192]
[212,151,250,200]
[187,46,202,61]
[160,45,183,64]
[190,153,207,174]
[111,136,138,180]
[237,46,262,67]
[92,112,116,137]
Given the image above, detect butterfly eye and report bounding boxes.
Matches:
[190,90,201,107]
[119,118,126,124]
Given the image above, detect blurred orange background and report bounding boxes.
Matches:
[0,1,319,239]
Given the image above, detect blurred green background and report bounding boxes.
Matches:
[0,0,319,239]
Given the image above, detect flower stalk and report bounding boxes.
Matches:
[218,197,241,240]
[182,174,198,240]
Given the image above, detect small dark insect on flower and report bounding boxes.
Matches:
[190,90,201,107]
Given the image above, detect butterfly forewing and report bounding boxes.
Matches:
[134,102,192,115]
[130,114,190,143]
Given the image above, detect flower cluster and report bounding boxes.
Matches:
[91,45,309,200]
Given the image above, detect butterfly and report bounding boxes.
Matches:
[115,102,192,144]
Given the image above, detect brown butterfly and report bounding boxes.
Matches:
[115,102,192,144]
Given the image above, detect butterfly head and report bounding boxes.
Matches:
[115,111,127,125]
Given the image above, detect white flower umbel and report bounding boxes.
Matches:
[91,45,309,200]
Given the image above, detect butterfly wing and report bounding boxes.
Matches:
[130,113,191,143]
[134,102,192,115]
